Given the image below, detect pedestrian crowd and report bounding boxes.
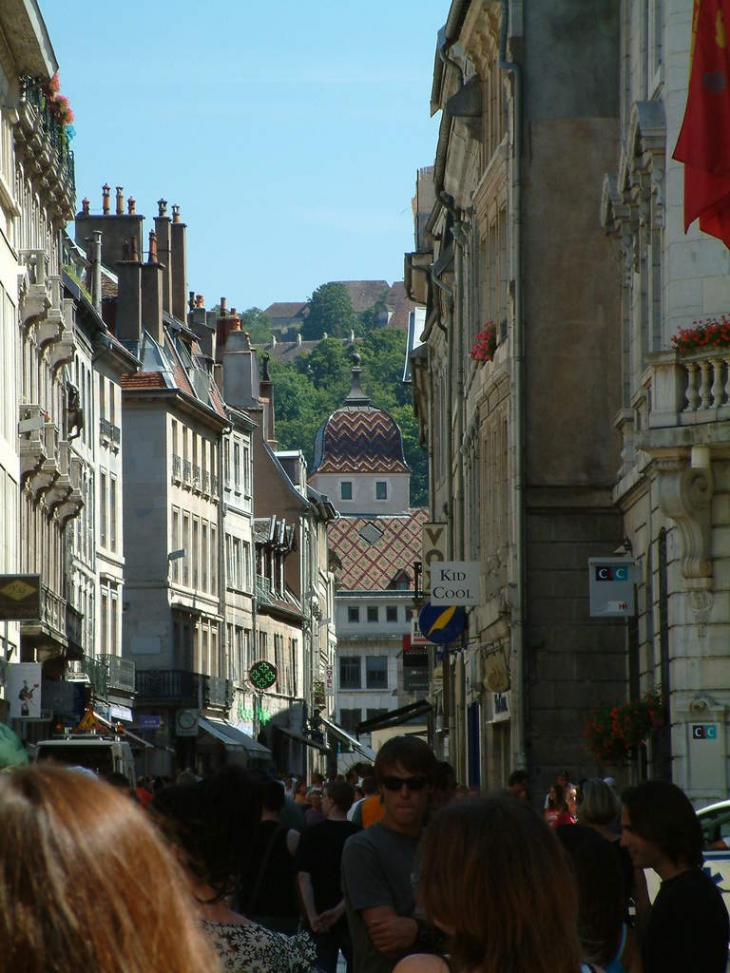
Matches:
[0,743,726,973]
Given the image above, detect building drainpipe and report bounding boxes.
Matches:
[431,265,456,763]
[500,0,527,773]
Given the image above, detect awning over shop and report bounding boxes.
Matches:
[357,701,432,735]
[275,726,330,753]
[319,715,375,761]
[198,716,272,760]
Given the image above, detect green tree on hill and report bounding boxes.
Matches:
[300,282,359,340]
[239,307,272,344]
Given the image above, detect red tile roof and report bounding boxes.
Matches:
[328,509,428,590]
[121,371,166,390]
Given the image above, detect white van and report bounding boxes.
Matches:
[35,735,136,784]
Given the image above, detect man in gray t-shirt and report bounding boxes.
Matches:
[341,736,436,973]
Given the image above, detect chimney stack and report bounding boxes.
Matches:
[116,236,143,344]
[170,204,187,321]
[127,196,136,215]
[142,229,164,345]
[102,184,110,215]
[75,184,144,267]
[154,199,173,315]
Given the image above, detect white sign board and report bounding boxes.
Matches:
[6,663,42,719]
[430,561,482,606]
[588,558,636,617]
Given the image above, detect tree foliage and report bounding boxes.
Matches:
[300,282,359,340]
[239,307,273,344]
[267,330,428,507]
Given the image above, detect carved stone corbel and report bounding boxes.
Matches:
[654,459,713,586]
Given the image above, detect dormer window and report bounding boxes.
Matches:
[376,481,387,500]
[340,481,353,500]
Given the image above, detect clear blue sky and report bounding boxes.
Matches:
[40,1,447,312]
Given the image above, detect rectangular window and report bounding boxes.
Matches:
[376,481,387,500]
[171,508,181,582]
[366,708,389,723]
[182,512,190,586]
[367,606,378,624]
[201,523,208,592]
[366,656,388,689]
[347,606,360,623]
[109,475,117,553]
[243,444,251,497]
[339,708,362,734]
[210,525,217,591]
[339,656,361,689]
[234,442,241,492]
[100,472,108,548]
[340,481,353,500]
[386,606,398,623]
[192,518,199,588]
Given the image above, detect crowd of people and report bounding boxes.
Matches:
[0,743,726,973]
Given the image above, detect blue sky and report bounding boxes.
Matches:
[40,1,446,312]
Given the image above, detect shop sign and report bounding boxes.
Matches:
[248,660,277,690]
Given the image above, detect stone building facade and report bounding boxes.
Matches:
[407,0,626,794]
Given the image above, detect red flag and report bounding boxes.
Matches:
[673,0,730,247]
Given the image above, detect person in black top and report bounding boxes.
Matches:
[297,779,360,973]
[621,779,729,973]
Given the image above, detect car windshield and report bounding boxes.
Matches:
[36,745,113,776]
[699,806,730,849]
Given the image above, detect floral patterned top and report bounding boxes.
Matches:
[202,920,316,973]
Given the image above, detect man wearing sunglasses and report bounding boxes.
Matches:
[341,735,439,973]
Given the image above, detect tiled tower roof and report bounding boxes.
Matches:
[311,356,409,474]
[328,509,428,590]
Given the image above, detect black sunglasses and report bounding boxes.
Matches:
[381,775,429,792]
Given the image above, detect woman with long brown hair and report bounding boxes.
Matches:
[394,796,587,973]
[0,763,216,973]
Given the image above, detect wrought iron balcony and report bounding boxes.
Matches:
[98,654,136,693]
[78,655,108,696]
[16,77,75,213]
[135,669,231,709]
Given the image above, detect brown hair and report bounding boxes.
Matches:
[0,764,215,973]
[373,735,437,786]
[419,796,582,973]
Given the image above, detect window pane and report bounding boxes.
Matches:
[376,481,387,500]
[367,606,378,623]
[339,708,362,734]
[348,606,360,623]
[386,606,398,623]
[339,656,361,689]
[365,656,387,689]
[340,481,353,500]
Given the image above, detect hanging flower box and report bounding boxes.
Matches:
[470,322,497,362]
[670,315,730,353]
[582,686,665,765]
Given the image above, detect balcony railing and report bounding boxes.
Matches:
[204,470,211,494]
[18,78,75,199]
[639,350,730,430]
[78,655,108,696]
[98,654,136,693]
[172,454,182,483]
[183,460,192,485]
[193,465,201,490]
[135,669,232,709]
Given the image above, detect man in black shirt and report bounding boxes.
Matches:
[297,779,360,973]
[621,779,729,973]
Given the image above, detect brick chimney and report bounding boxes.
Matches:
[170,203,187,321]
[189,293,215,360]
[154,199,173,314]
[259,351,277,447]
[142,230,164,345]
[115,236,143,344]
[215,297,243,362]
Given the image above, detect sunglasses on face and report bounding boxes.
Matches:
[381,775,429,792]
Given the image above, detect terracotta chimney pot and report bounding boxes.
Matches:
[82,198,90,215]
[128,196,136,215]
[196,294,204,308]
[102,184,111,215]
[158,199,168,217]
[172,204,181,223]
[115,186,124,215]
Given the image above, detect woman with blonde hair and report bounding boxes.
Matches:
[394,796,588,973]
[0,763,216,973]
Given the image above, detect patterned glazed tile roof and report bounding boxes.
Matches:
[328,509,428,591]
[312,405,409,473]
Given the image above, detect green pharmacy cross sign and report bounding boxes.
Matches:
[249,659,278,691]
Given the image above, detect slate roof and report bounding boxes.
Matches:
[264,302,307,320]
[327,509,428,591]
[312,406,409,474]
[339,280,390,312]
